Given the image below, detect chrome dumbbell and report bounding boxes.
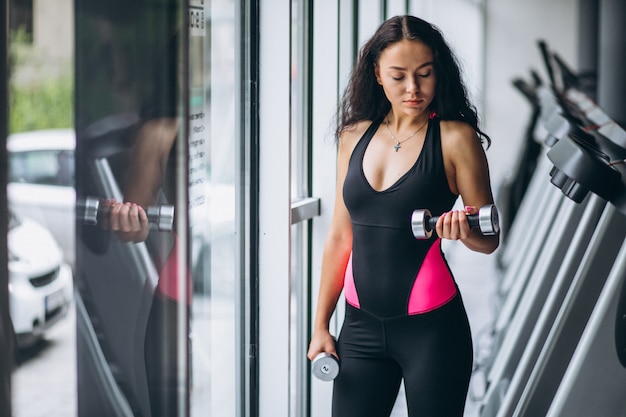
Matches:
[411,204,500,240]
[77,196,175,231]
[312,352,340,381]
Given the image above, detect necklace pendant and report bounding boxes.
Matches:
[394,142,401,152]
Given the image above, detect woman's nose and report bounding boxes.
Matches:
[406,76,419,93]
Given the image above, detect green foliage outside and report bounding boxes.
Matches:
[9,75,73,134]
[9,27,74,134]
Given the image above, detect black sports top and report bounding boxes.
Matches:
[342,116,459,318]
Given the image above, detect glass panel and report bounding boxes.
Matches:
[74,0,189,416]
[8,0,76,415]
[188,0,239,416]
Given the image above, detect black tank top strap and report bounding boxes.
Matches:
[349,118,384,164]
[422,115,444,174]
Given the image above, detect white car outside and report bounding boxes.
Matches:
[7,128,76,268]
[8,209,74,349]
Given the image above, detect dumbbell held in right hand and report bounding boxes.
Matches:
[411,204,500,240]
[77,196,175,231]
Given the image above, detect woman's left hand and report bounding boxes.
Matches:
[435,206,477,241]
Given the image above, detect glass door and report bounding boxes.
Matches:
[74,0,190,415]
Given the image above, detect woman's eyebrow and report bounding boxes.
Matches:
[387,62,434,71]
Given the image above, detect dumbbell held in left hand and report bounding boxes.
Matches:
[312,352,340,381]
[411,204,500,239]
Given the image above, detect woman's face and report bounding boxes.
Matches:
[375,39,436,117]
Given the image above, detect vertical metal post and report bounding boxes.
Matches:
[598,0,626,124]
[0,1,13,415]
[576,0,598,98]
[238,1,261,415]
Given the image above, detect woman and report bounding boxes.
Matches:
[307,15,499,417]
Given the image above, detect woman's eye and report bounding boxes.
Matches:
[391,75,404,81]
[419,71,432,78]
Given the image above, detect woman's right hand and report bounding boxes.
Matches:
[307,329,338,361]
[104,199,150,243]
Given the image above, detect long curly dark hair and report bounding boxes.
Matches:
[336,15,491,147]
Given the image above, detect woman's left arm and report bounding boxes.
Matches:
[438,121,500,254]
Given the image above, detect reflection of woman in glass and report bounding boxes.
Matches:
[108,119,185,417]
[105,28,188,416]
[308,16,499,417]
[107,117,177,243]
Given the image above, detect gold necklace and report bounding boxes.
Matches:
[385,117,429,152]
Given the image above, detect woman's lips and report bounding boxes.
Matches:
[405,99,422,106]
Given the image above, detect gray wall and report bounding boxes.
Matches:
[483,0,579,184]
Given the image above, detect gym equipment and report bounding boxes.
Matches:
[478,195,606,417]
[542,111,571,147]
[495,71,544,242]
[538,39,626,210]
[77,195,175,231]
[477,42,626,417]
[411,204,500,240]
[544,240,626,416]
[511,205,626,417]
[311,352,339,381]
[547,128,622,204]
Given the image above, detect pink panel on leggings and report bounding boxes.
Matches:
[408,239,457,314]
[344,253,361,308]
[155,234,192,304]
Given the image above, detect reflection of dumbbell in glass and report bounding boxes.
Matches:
[76,196,175,232]
[312,352,340,381]
[411,204,500,240]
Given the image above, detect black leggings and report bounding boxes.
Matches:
[333,294,473,417]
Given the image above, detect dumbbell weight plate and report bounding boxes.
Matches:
[312,352,340,381]
[146,205,175,231]
[410,209,433,240]
[478,204,500,236]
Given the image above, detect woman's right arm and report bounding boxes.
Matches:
[107,118,178,243]
[307,127,361,361]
